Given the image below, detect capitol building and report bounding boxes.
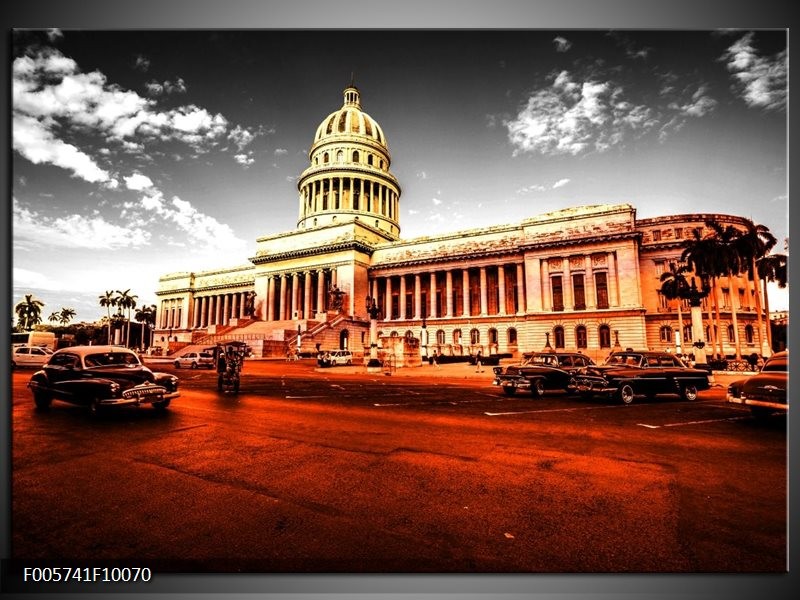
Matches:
[154,84,765,364]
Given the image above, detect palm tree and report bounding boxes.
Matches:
[99,290,117,344]
[134,304,157,351]
[736,221,777,356]
[115,289,138,348]
[757,252,788,352]
[681,228,723,359]
[48,311,61,325]
[705,220,749,360]
[59,307,77,326]
[659,262,691,350]
[15,294,45,331]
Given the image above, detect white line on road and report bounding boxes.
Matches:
[637,415,752,428]
[485,405,618,416]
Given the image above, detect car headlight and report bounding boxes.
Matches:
[109,382,121,396]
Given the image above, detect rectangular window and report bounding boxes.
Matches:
[595,272,609,309]
[653,230,662,241]
[654,260,666,276]
[674,227,683,239]
[572,273,586,310]
[551,276,564,311]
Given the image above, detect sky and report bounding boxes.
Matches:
[11,29,789,324]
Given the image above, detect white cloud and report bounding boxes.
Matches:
[553,36,572,52]
[721,32,787,111]
[274,148,288,156]
[552,178,570,189]
[124,173,154,191]
[234,152,255,166]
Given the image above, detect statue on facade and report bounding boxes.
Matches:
[244,291,256,317]
[329,285,345,312]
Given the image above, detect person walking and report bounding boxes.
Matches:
[475,350,483,373]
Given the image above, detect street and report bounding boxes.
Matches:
[9,359,787,573]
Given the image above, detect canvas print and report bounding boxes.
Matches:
[10,29,788,574]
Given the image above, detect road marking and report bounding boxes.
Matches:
[637,415,751,428]
[485,405,617,416]
[375,397,499,407]
[285,395,327,399]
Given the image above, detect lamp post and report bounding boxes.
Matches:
[420,303,428,360]
[687,277,710,365]
[365,296,381,371]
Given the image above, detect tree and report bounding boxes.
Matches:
[757,252,788,351]
[59,307,77,326]
[99,290,117,344]
[134,304,157,350]
[15,294,45,331]
[705,219,746,360]
[48,311,61,325]
[736,221,777,356]
[659,262,691,350]
[115,289,138,348]
[681,228,724,359]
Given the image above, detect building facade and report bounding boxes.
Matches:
[154,85,768,364]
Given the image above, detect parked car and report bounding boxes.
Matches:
[317,350,353,367]
[28,345,179,415]
[573,350,711,404]
[174,351,214,369]
[11,345,53,369]
[726,350,788,418]
[492,351,595,397]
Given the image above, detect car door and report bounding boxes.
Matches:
[41,352,82,399]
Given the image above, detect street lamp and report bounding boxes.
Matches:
[420,302,428,360]
[365,296,381,371]
[687,276,711,365]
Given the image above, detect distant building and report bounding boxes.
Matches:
[155,84,770,363]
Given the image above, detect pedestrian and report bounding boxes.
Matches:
[432,349,440,369]
[475,350,483,373]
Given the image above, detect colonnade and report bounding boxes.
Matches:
[263,268,335,322]
[189,290,252,329]
[300,176,399,221]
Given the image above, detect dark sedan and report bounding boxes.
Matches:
[492,351,595,397]
[574,350,711,404]
[28,345,179,415]
[727,350,788,418]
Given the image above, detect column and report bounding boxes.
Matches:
[267,277,276,321]
[399,275,407,320]
[516,263,525,315]
[291,273,299,318]
[214,294,222,325]
[479,267,488,316]
[231,293,239,320]
[414,274,422,319]
[608,251,619,307]
[498,265,507,316]
[385,277,392,320]
[192,298,200,328]
[317,270,326,314]
[445,270,453,317]
[563,258,572,311]
[304,272,312,319]
[223,294,230,325]
[584,256,595,308]
[278,275,287,321]
[462,269,470,317]
[429,272,437,319]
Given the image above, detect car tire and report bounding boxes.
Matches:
[33,389,51,410]
[502,386,517,396]
[89,399,106,418]
[531,379,545,398]
[618,384,635,404]
[174,361,181,368]
[153,399,171,411]
[346,359,352,365]
[681,384,698,402]
[190,362,197,369]
[750,407,773,419]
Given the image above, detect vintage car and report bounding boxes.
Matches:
[28,345,179,414]
[726,350,788,418]
[174,351,215,369]
[573,350,711,404]
[492,351,596,397]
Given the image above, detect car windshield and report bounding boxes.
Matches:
[84,352,140,367]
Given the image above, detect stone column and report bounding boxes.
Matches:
[479,267,488,316]
[267,277,275,321]
[385,277,393,320]
[291,273,299,318]
[462,269,471,317]
[445,270,453,317]
[214,295,222,325]
[278,275,287,321]
[414,274,422,319]
[516,263,525,315]
[399,275,407,320]
[430,272,437,319]
[222,294,230,325]
[192,298,200,328]
[608,252,619,307]
[304,272,312,319]
[498,265,507,316]
[317,270,326,314]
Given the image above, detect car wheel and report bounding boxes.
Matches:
[502,386,517,396]
[89,399,106,417]
[191,362,197,369]
[153,399,171,411]
[618,384,635,404]
[174,361,181,368]
[531,379,545,398]
[681,384,698,402]
[750,407,773,419]
[346,359,352,365]
[33,389,51,410]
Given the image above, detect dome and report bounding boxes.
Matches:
[312,85,387,146]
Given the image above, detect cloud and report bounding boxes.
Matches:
[145,77,187,96]
[553,36,572,52]
[234,152,255,166]
[46,29,63,43]
[273,148,288,156]
[552,178,570,189]
[721,32,787,111]
[13,198,151,250]
[124,173,154,191]
[134,55,150,72]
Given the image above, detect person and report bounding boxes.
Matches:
[432,349,440,368]
[475,350,483,373]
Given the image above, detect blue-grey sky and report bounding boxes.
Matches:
[12,29,788,323]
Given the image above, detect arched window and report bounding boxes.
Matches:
[683,324,692,344]
[336,150,344,162]
[353,150,360,163]
[488,328,498,344]
[323,152,329,164]
[554,326,565,349]
[745,324,754,344]
[470,328,480,345]
[453,329,462,344]
[404,330,415,340]
[436,329,445,345]
[598,325,611,348]
[368,155,374,166]
[507,328,518,345]
[659,325,673,343]
[576,325,588,349]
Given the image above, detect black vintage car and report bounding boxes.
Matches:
[573,350,711,404]
[28,345,179,415]
[727,350,788,418]
[492,351,595,397]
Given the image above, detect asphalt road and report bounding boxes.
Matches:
[9,359,787,575]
